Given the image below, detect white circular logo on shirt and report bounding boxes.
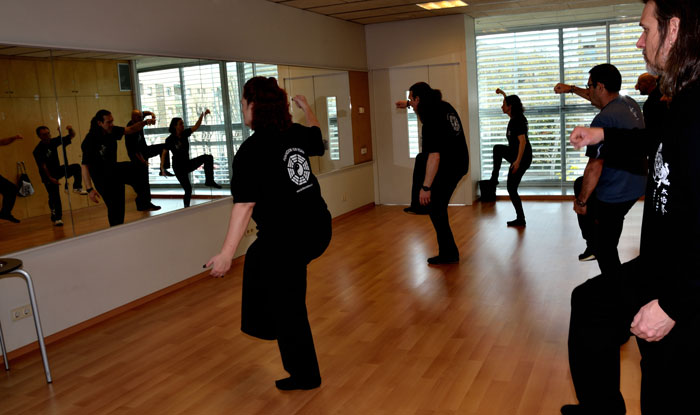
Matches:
[287,153,310,186]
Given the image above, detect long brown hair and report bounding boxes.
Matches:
[645,0,700,97]
[242,76,292,131]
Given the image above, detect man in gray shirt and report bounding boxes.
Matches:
[554,63,646,274]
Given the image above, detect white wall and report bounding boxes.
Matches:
[365,15,478,206]
[0,0,367,71]
[0,162,374,353]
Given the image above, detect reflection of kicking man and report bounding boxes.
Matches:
[0,134,22,223]
[33,125,85,226]
[81,109,159,227]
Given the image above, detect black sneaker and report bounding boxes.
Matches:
[560,404,585,415]
[159,169,176,177]
[137,203,161,212]
[427,255,459,265]
[403,206,429,215]
[275,376,321,391]
[578,248,596,262]
[205,180,222,189]
[507,218,526,227]
[0,213,20,223]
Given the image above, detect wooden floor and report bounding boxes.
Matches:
[0,201,645,415]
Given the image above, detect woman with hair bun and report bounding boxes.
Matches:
[207,76,331,391]
[490,88,532,227]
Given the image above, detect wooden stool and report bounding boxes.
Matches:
[0,258,52,383]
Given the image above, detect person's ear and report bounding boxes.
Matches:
[667,17,680,46]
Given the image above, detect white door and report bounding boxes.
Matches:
[372,63,467,205]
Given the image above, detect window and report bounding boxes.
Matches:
[326,97,340,160]
[476,20,646,186]
[136,61,280,188]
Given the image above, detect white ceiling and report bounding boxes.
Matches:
[266,0,640,24]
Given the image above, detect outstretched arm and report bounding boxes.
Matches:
[554,83,590,101]
[0,134,22,146]
[124,118,155,135]
[191,109,211,133]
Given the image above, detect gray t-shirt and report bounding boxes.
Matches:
[587,95,646,203]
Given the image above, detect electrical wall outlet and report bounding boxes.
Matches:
[244,227,256,236]
[10,305,32,322]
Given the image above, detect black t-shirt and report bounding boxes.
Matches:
[33,134,72,182]
[506,115,530,149]
[601,82,700,323]
[81,126,126,176]
[420,101,469,181]
[125,120,147,162]
[230,124,328,239]
[165,128,192,169]
[643,86,669,133]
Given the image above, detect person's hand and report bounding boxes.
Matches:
[419,188,431,206]
[65,125,73,131]
[49,177,59,185]
[205,252,234,278]
[495,88,504,95]
[554,83,570,94]
[292,95,310,110]
[88,189,100,203]
[13,134,23,141]
[145,118,156,126]
[631,299,676,342]
[510,160,520,173]
[570,127,604,150]
[203,109,211,116]
[573,200,587,215]
[395,100,408,109]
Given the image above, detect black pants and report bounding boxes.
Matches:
[92,162,151,226]
[428,176,461,258]
[174,154,214,208]
[409,153,429,213]
[142,143,170,169]
[0,174,17,216]
[44,164,82,221]
[574,177,637,274]
[568,257,700,414]
[241,214,332,382]
[490,144,532,220]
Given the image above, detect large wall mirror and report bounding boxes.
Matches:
[0,44,372,256]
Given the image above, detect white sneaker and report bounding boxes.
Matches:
[74,188,88,195]
[53,219,64,226]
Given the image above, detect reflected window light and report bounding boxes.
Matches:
[326,97,340,161]
[406,91,420,158]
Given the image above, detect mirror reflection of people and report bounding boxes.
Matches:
[395,82,470,265]
[207,77,331,391]
[0,134,22,223]
[81,109,159,227]
[164,110,221,208]
[490,88,532,227]
[33,125,84,227]
[125,110,174,177]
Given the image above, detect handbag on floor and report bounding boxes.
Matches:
[17,162,34,197]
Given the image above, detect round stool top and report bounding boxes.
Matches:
[0,258,23,275]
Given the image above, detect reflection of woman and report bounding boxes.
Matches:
[491,88,532,227]
[164,110,221,208]
[207,77,331,391]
